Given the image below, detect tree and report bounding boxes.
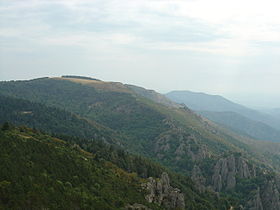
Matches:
[1,122,10,131]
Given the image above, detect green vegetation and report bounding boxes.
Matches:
[0,94,123,146]
[0,126,161,210]
[0,78,169,154]
[0,125,230,210]
[1,77,280,209]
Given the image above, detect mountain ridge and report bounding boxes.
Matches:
[166,90,280,141]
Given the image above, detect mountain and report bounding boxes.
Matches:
[166,90,280,141]
[198,111,280,142]
[165,90,247,112]
[165,90,280,130]
[262,108,280,120]
[1,76,280,209]
[0,93,123,146]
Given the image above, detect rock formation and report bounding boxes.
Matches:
[260,179,280,210]
[212,155,253,192]
[191,165,206,193]
[246,187,263,210]
[155,130,209,162]
[142,172,185,210]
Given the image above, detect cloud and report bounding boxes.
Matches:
[1,0,280,107]
[2,0,280,57]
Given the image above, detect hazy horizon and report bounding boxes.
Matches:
[1,0,280,108]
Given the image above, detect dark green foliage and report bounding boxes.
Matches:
[0,78,169,154]
[0,126,230,210]
[0,94,122,146]
[0,127,161,210]
[1,122,11,131]
[53,135,230,210]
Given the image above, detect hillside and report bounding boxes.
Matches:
[0,94,123,146]
[198,111,280,142]
[165,90,246,112]
[262,108,280,120]
[0,124,232,210]
[1,77,280,209]
[165,90,280,131]
[166,90,280,141]
[0,125,161,210]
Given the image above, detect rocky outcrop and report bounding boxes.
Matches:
[237,157,251,179]
[212,155,254,192]
[155,130,210,162]
[260,179,280,210]
[191,165,206,193]
[211,154,280,210]
[246,187,263,210]
[142,172,185,210]
[245,178,280,210]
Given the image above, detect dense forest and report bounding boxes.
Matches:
[0,124,230,210]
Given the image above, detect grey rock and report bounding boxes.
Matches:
[154,130,210,162]
[246,187,263,210]
[143,172,185,210]
[261,180,280,210]
[237,158,251,179]
[212,155,252,191]
[191,165,206,193]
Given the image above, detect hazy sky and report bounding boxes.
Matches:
[1,0,280,107]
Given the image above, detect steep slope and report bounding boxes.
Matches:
[198,111,280,142]
[165,90,280,131]
[0,125,162,210]
[1,77,280,209]
[0,93,123,146]
[0,77,170,154]
[0,124,231,210]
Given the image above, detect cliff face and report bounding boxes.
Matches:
[142,172,185,210]
[246,187,263,210]
[154,132,280,210]
[244,179,280,210]
[260,179,280,210]
[154,129,210,162]
[191,165,206,193]
[212,155,254,192]
[210,155,280,210]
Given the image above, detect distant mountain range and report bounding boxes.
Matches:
[166,90,280,142]
[262,108,280,120]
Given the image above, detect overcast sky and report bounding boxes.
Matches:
[1,0,280,108]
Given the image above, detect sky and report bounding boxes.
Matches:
[1,0,280,108]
